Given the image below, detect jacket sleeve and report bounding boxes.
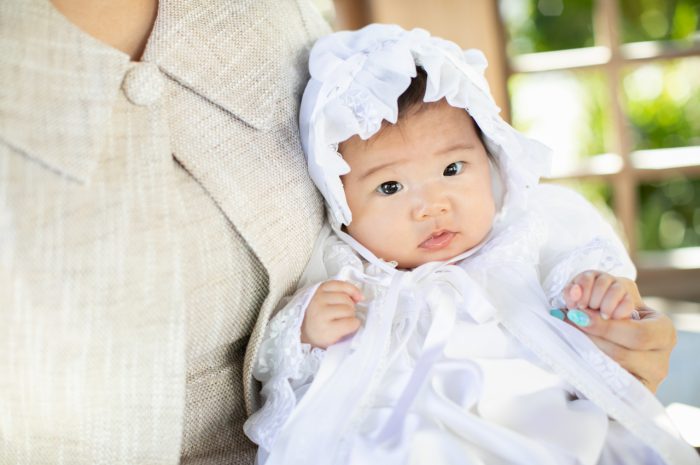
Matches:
[532,184,637,309]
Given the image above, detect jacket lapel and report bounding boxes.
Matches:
[144,0,284,131]
[147,0,331,415]
[146,0,325,285]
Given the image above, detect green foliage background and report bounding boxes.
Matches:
[501,0,700,250]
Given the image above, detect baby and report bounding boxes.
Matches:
[244,24,698,465]
[301,79,637,350]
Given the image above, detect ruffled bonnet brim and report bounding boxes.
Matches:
[299,23,552,229]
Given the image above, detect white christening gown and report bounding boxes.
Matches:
[244,185,699,465]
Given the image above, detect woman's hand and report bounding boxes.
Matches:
[561,305,677,392]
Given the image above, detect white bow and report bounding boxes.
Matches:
[263,256,495,465]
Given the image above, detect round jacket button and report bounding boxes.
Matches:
[122,62,164,106]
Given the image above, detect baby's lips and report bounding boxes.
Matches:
[419,231,455,249]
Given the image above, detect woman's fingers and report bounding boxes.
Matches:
[562,307,673,351]
[585,334,669,392]
[590,308,674,351]
[556,306,676,393]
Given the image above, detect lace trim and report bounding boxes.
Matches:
[499,315,670,463]
[324,237,364,279]
[543,237,624,309]
[339,87,382,135]
[244,285,325,450]
[462,210,545,271]
[580,350,633,393]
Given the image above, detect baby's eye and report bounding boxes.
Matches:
[443,161,465,177]
[376,181,403,196]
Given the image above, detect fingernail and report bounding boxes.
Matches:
[600,312,610,320]
[567,309,591,327]
[549,309,565,320]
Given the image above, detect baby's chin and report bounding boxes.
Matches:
[395,242,484,269]
[394,250,469,270]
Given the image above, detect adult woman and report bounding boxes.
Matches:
[0,1,676,464]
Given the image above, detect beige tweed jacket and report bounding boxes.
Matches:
[0,0,328,464]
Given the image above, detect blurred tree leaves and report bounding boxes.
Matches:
[501,0,700,250]
[500,0,595,54]
[619,0,700,43]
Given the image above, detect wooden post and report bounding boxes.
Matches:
[332,0,371,30]
[595,0,638,256]
[332,0,511,121]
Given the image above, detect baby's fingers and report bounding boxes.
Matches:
[323,303,360,321]
[316,317,362,349]
[588,273,615,311]
[333,316,362,335]
[605,292,635,320]
[569,271,598,309]
[318,280,364,302]
[317,291,357,308]
[563,283,583,310]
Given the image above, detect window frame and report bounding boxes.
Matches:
[500,0,700,272]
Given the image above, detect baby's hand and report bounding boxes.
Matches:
[301,280,364,349]
[563,271,642,320]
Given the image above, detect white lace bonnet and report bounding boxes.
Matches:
[299,23,552,227]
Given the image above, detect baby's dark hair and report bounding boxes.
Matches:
[396,67,430,117]
[396,66,487,147]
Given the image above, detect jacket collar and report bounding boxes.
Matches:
[144,0,284,132]
[0,0,282,183]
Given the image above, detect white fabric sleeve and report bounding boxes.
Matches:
[243,226,336,450]
[532,184,637,309]
[244,225,366,451]
[243,283,326,450]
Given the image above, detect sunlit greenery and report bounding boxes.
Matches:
[623,59,700,150]
[624,60,700,250]
[508,70,609,165]
[500,0,595,55]
[619,0,700,43]
[500,0,700,250]
[500,0,699,55]
[639,178,700,249]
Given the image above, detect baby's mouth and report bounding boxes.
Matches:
[419,230,456,250]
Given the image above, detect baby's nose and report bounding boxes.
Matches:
[412,191,450,220]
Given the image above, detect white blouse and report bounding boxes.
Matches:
[244,184,699,465]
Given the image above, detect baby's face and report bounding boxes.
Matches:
[340,100,496,269]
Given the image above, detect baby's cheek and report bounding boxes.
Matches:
[365,217,405,259]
